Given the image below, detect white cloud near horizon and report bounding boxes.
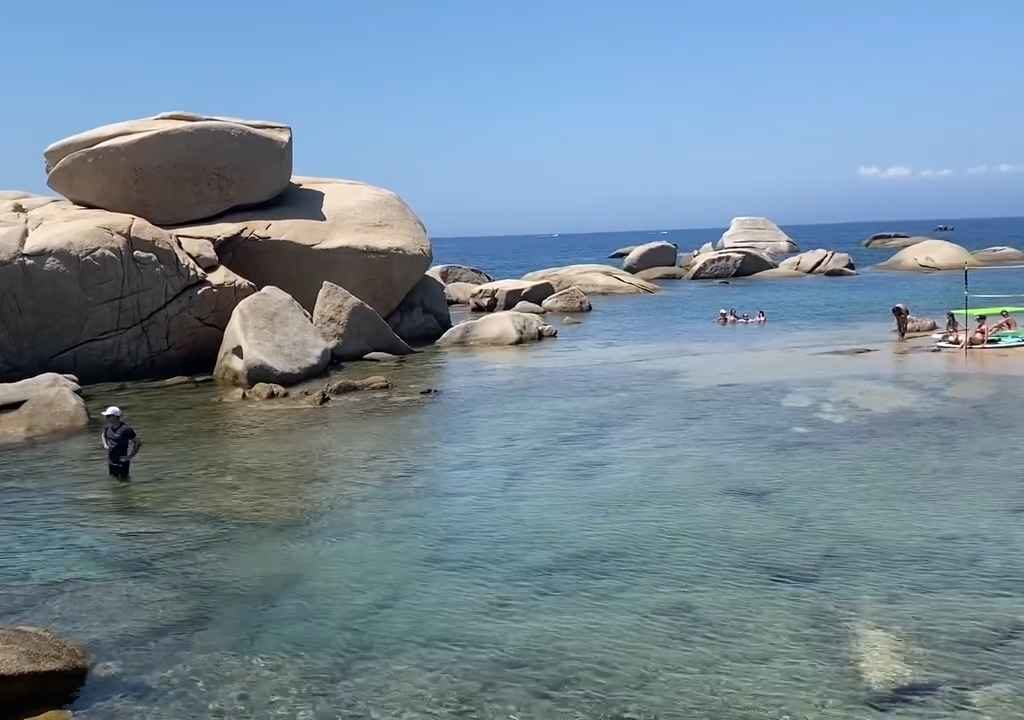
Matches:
[858,165,912,178]
[919,168,954,178]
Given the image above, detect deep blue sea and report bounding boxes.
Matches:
[3,217,1024,719]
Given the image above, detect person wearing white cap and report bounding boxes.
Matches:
[100,406,141,479]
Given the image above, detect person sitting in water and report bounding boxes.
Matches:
[755,310,767,324]
[891,304,910,341]
[727,308,739,324]
[964,315,990,347]
[739,312,752,324]
[990,309,1019,334]
[943,311,961,344]
[716,309,728,325]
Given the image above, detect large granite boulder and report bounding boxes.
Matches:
[0,199,255,383]
[716,217,798,255]
[0,626,89,714]
[44,112,293,225]
[426,264,493,285]
[312,281,411,362]
[876,239,978,272]
[686,249,777,280]
[779,249,856,275]
[0,375,88,444]
[542,286,592,313]
[469,279,556,312]
[972,246,1024,265]
[622,241,678,273]
[438,311,557,347]
[214,286,331,387]
[174,176,431,316]
[522,265,658,294]
[385,275,452,343]
[862,232,925,249]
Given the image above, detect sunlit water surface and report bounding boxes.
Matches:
[3,218,1024,719]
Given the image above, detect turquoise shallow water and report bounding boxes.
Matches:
[3,218,1024,719]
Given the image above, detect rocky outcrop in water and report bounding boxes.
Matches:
[511,301,546,314]
[0,196,255,383]
[862,232,925,249]
[608,245,636,258]
[522,265,658,294]
[313,281,412,361]
[0,626,89,715]
[0,374,88,444]
[444,281,477,305]
[971,246,1024,265]
[716,217,798,255]
[686,248,777,279]
[876,240,978,272]
[426,264,493,285]
[438,311,557,346]
[541,286,592,313]
[45,112,293,225]
[779,249,856,275]
[469,279,556,312]
[635,266,689,280]
[215,286,331,387]
[386,275,452,343]
[622,241,677,273]
[173,176,431,316]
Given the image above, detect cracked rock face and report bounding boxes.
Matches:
[0,197,255,383]
[173,177,432,316]
[44,112,293,225]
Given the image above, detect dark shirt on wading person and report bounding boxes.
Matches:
[104,424,137,467]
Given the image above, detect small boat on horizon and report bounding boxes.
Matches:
[934,224,955,232]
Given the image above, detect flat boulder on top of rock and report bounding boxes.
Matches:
[469,279,556,312]
[971,246,1024,265]
[608,245,636,258]
[862,232,925,249]
[716,217,798,255]
[686,248,777,280]
[0,200,255,383]
[521,265,658,295]
[444,281,477,305]
[174,176,432,317]
[622,241,678,273]
[386,275,452,343]
[0,626,89,713]
[438,311,557,347]
[542,286,592,313]
[426,264,493,285]
[876,239,978,272]
[779,249,855,275]
[215,286,331,387]
[313,281,412,361]
[45,112,293,225]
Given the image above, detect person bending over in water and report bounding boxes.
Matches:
[963,315,990,347]
[991,309,1019,334]
[943,311,961,344]
[891,304,909,341]
[755,310,767,324]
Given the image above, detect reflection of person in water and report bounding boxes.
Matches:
[891,304,909,341]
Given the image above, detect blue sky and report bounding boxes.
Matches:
[4,1,1023,236]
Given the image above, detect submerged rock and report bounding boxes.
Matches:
[622,241,677,273]
[173,176,431,316]
[214,286,331,388]
[0,201,254,383]
[876,239,978,272]
[245,383,289,400]
[438,311,557,346]
[325,376,391,394]
[386,275,452,343]
[542,286,592,313]
[522,264,658,294]
[426,264,493,285]
[45,112,293,225]
[0,626,89,714]
[716,217,798,255]
[469,279,556,312]
[687,248,777,279]
[313,281,411,361]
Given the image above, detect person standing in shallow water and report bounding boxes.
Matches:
[101,406,141,479]
[891,304,910,341]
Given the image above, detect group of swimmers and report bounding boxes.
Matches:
[941,309,1018,347]
[717,308,766,324]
